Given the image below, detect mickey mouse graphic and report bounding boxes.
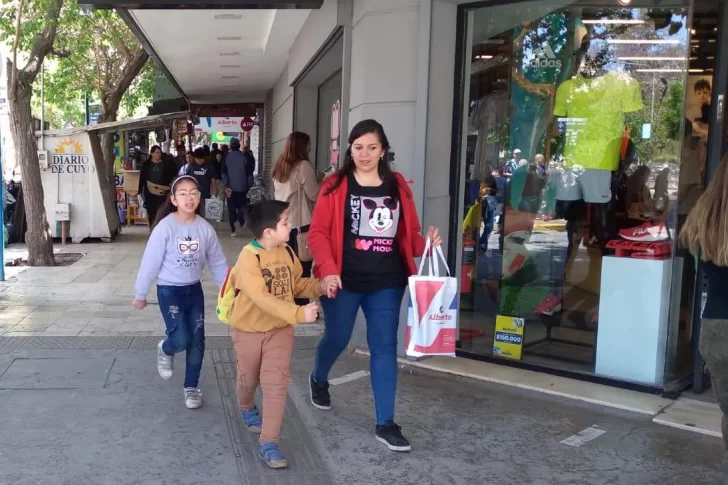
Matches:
[362,197,398,234]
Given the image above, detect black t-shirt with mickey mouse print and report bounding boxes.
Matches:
[342,173,407,294]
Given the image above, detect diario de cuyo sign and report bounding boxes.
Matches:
[51,139,94,174]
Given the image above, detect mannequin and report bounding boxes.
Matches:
[536,64,644,317]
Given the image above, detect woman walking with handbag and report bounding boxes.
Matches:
[307,119,441,452]
[138,145,179,227]
[273,131,321,305]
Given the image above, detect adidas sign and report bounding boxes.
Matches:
[529,44,561,69]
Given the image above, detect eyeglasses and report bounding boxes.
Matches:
[176,190,201,199]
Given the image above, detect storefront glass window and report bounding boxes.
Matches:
[456,0,697,386]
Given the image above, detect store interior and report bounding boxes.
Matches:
[456,0,725,388]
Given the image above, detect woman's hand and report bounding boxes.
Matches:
[426,226,442,247]
[321,275,342,298]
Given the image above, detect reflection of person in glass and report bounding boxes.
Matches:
[679,154,728,483]
[535,59,644,318]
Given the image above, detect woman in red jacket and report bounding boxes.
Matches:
[308,119,441,452]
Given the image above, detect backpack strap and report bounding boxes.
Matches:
[283,244,295,264]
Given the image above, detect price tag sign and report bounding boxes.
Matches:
[492,315,525,360]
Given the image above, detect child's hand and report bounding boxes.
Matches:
[302,302,319,322]
[132,298,147,310]
[321,275,342,298]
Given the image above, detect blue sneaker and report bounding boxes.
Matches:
[241,407,262,433]
[259,441,287,469]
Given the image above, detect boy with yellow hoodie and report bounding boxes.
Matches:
[228,200,337,469]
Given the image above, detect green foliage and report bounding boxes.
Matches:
[0,0,153,127]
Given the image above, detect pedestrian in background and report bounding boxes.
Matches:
[186,148,218,218]
[138,145,178,227]
[272,131,320,304]
[222,137,250,237]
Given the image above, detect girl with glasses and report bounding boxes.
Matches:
[132,175,229,409]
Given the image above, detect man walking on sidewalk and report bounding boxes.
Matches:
[222,137,250,237]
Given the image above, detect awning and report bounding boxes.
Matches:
[36,111,190,137]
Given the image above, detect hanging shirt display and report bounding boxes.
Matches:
[553,72,643,171]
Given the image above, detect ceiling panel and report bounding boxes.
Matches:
[130,8,311,103]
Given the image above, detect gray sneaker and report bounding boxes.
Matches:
[157,340,174,380]
[184,388,203,409]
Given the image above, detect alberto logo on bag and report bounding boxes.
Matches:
[406,281,458,355]
[405,239,458,358]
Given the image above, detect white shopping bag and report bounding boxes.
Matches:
[205,197,223,220]
[405,238,458,358]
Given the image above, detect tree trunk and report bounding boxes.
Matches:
[101,130,117,191]
[8,78,55,266]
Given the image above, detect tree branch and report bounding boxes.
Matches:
[21,0,64,83]
[50,48,72,58]
[10,0,27,94]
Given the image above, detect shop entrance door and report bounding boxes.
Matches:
[691,0,728,394]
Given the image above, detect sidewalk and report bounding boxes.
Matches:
[0,224,321,338]
[0,334,722,485]
[0,223,725,484]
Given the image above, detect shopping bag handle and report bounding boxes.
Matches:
[416,238,450,277]
[417,238,433,276]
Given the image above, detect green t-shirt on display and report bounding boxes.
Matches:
[553,72,643,171]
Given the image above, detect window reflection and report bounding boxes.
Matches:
[458,0,701,384]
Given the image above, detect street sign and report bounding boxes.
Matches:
[241,117,254,132]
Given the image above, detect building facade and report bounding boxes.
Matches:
[266,0,728,393]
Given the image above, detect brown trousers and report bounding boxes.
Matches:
[232,326,294,444]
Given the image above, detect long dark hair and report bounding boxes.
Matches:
[152,175,202,229]
[146,145,162,164]
[326,119,398,200]
[272,131,311,183]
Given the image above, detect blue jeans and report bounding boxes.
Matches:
[313,287,405,425]
[157,283,206,388]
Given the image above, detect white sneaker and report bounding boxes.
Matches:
[157,340,174,380]
[231,232,237,238]
[184,388,203,409]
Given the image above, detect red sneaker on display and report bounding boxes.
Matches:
[535,295,562,316]
[619,222,669,242]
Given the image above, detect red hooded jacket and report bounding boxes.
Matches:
[309,172,427,279]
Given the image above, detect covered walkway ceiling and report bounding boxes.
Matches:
[82,1,321,105]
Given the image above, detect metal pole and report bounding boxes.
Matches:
[0,123,5,282]
[40,62,45,149]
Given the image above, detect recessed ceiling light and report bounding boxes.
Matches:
[618,56,685,61]
[217,36,242,41]
[214,13,242,20]
[582,19,645,25]
[220,65,241,68]
[691,28,696,35]
[219,52,240,56]
[607,39,680,44]
[475,55,493,60]
[635,68,684,72]
[617,0,632,5]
